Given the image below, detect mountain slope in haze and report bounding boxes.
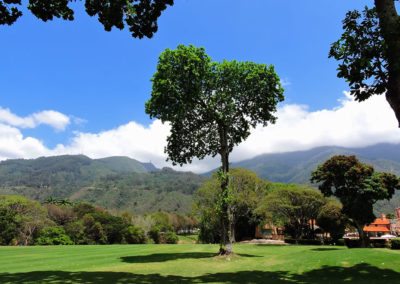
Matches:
[0,155,204,214]
[204,144,400,184]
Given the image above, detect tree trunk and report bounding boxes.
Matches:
[218,126,233,256]
[354,221,368,248]
[375,0,400,127]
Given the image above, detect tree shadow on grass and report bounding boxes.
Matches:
[120,252,260,263]
[1,263,399,284]
[310,248,341,251]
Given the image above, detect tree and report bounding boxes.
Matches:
[329,1,400,126]
[316,201,347,242]
[193,168,268,244]
[311,155,400,247]
[0,207,19,245]
[146,45,284,254]
[257,185,326,240]
[0,195,50,245]
[0,0,173,38]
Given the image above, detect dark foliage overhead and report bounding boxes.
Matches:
[0,0,173,38]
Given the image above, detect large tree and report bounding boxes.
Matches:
[0,0,173,38]
[145,45,284,255]
[311,155,400,247]
[330,0,400,126]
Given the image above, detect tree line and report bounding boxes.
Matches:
[0,195,197,246]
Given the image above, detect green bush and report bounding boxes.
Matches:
[344,238,361,248]
[165,232,178,244]
[369,239,387,248]
[336,238,345,246]
[122,226,146,244]
[148,226,161,244]
[297,239,322,245]
[35,226,74,245]
[284,238,296,244]
[284,238,321,245]
[391,238,400,249]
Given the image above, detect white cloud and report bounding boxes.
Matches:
[0,92,399,173]
[0,107,71,131]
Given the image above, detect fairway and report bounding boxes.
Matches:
[1,244,400,283]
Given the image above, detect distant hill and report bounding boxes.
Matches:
[204,143,400,214]
[0,155,205,214]
[1,143,400,215]
[204,144,400,184]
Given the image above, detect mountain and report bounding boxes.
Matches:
[204,143,400,184]
[0,155,205,214]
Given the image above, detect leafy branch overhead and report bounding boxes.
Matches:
[330,0,400,126]
[0,0,174,38]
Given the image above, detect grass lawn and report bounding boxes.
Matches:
[177,234,198,244]
[1,244,400,283]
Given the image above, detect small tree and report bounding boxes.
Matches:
[311,155,400,247]
[193,168,268,244]
[257,186,326,240]
[316,201,347,242]
[146,45,284,254]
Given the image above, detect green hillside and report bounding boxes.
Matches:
[223,144,400,184]
[0,155,204,214]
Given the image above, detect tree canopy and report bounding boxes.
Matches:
[0,0,173,38]
[146,44,284,254]
[256,185,326,240]
[311,155,400,247]
[330,0,400,126]
[193,168,269,244]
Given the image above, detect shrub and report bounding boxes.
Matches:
[122,226,146,244]
[284,238,321,245]
[148,226,161,244]
[391,238,400,249]
[284,238,296,244]
[369,239,387,248]
[345,238,361,248]
[336,238,345,246]
[297,239,322,245]
[165,232,178,244]
[35,226,74,245]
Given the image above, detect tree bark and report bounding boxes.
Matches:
[218,126,233,255]
[375,0,400,126]
[354,220,368,248]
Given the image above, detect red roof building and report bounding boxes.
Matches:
[363,213,391,237]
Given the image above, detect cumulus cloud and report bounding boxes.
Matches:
[0,107,71,131]
[0,92,399,173]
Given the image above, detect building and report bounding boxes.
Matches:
[391,208,400,236]
[363,213,391,237]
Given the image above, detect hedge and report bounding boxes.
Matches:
[391,238,400,249]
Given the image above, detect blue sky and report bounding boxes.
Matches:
[1,0,399,172]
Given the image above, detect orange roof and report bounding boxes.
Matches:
[363,226,390,232]
[370,218,390,225]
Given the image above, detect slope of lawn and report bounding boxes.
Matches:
[1,244,400,283]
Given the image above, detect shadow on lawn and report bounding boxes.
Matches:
[310,248,341,251]
[120,252,260,263]
[1,263,399,284]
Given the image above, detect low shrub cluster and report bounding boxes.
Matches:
[391,238,400,249]
[284,238,322,245]
[344,238,361,248]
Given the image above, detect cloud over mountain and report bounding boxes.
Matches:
[0,92,399,173]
